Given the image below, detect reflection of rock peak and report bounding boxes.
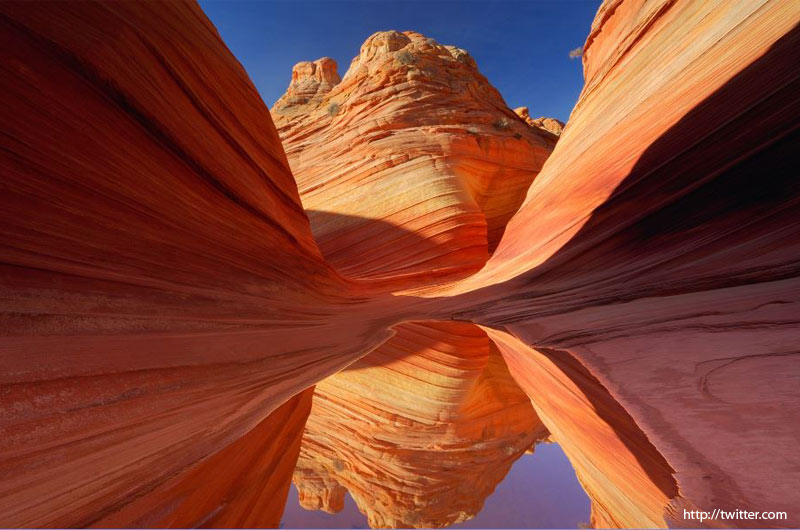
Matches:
[293,322,548,528]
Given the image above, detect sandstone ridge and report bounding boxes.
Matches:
[1,1,798,529]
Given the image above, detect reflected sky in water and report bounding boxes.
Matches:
[281,442,590,529]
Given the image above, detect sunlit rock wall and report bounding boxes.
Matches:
[273,31,556,285]
[1,0,798,528]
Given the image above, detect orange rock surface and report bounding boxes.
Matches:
[293,322,547,528]
[430,0,800,526]
[273,31,556,284]
[94,388,315,528]
[1,0,799,528]
[513,106,564,136]
[0,2,397,527]
[486,330,676,528]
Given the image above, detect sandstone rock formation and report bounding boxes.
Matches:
[94,388,315,528]
[0,2,399,527]
[513,106,564,136]
[274,31,556,527]
[273,31,556,285]
[293,322,547,528]
[281,57,341,106]
[429,0,800,526]
[1,0,799,528]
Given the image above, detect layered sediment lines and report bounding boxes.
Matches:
[1,0,799,528]
[293,322,547,528]
[434,0,800,526]
[272,31,556,285]
[94,388,315,528]
[0,2,400,527]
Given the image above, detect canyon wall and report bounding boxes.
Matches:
[1,0,798,528]
[434,0,800,526]
[93,388,315,528]
[0,2,399,527]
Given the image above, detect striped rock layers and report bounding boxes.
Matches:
[0,2,397,527]
[1,0,799,528]
[293,322,547,528]
[273,31,557,286]
[433,0,800,526]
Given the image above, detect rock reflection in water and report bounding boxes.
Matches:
[283,320,680,529]
[282,443,590,529]
[289,321,548,528]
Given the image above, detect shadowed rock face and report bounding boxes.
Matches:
[273,31,557,285]
[1,0,799,529]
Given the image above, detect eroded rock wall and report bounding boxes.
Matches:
[273,31,556,285]
[432,0,800,526]
[0,2,398,526]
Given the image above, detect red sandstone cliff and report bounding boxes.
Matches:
[1,0,799,528]
[0,2,397,527]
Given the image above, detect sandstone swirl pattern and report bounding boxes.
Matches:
[1,0,799,529]
[431,0,800,526]
[0,2,398,527]
[293,322,547,528]
[273,31,557,285]
[274,32,559,528]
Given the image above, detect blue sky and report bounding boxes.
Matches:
[199,0,602,123]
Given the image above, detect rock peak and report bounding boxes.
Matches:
[359,30,412,57]
[291,57,340,85]
[272,29,557,280]
[514,106,565,136]
[277,57,340,108]
[347,30,477,71]
[273,30,487,118]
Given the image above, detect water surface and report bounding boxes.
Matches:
[281,442,590,529]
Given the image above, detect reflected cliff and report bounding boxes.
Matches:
[282,443,591,529]
[290,321,547,528]
[281,321,675,529]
